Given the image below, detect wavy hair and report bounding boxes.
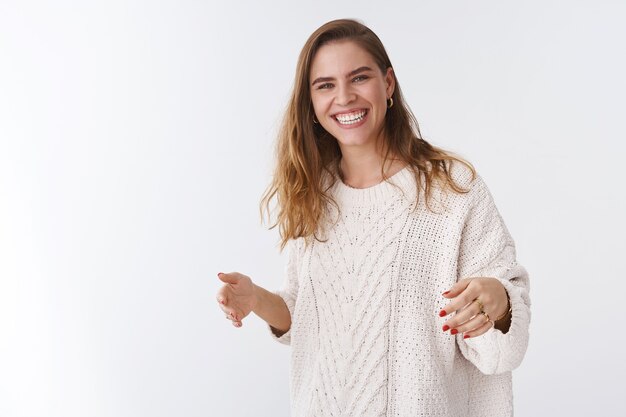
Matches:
[260,19,475,251]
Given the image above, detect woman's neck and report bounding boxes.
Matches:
[338,152,406,189]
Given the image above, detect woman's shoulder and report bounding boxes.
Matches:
[408,159,478,194]
[447,159,479,190]
[410,159,489,215]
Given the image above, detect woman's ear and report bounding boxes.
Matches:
[385,67,395,98]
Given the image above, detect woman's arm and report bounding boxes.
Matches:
[451,175,531,375]
[252,284,291,336]
[216,238,302,343]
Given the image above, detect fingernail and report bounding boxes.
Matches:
[451,329,458,335]
[442,325,450,331]
[217,272,223,276]
[463,334,470,339]
[442,291,450,295]
[219,299,225,305]
[439,310,447,317]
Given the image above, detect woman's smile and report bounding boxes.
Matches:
[309,39,394,149]
[332,109,368,127]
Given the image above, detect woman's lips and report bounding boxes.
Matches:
[332,109,368,128]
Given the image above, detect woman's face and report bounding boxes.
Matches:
[309,40,394,151]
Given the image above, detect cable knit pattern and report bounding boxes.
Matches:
[270,164,530,417]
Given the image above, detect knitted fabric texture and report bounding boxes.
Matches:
[269,164,531,417]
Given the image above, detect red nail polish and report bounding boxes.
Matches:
[439,310,447,317]
[217,272,223,276]
[442,325,450,331]
[443,291,450,295]
[463,334,470,339]
[451,329,458,335]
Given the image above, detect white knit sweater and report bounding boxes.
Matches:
[269,164,531,417]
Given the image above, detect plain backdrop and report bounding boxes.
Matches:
[1,1,625,416]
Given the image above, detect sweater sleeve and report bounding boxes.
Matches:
[455,175,531,375]
[267,238,301,345]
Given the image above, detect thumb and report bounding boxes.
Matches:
[217,272,239,285]
[442,278,472,298]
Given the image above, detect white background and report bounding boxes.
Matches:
[1,1,625,416]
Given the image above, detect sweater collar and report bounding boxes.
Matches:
[330,164,416,206]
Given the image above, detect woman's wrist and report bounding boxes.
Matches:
[493,291,512,333]
[252,284,292,333]
[495,291,511,322]
[250,283,263,313]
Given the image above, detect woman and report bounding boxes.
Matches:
[216,19,530,417]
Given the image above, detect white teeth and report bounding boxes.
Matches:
[335,110,367,125]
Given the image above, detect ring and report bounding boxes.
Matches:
[480,311,491,322]
[474,298,485,314]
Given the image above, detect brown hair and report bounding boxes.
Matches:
[260,18,475,251]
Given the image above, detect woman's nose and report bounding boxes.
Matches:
[335,83,356,106]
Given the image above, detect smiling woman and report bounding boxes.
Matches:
[216,18,530,417]
[310,42,394,155]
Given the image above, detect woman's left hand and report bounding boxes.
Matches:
[439,277,509,339]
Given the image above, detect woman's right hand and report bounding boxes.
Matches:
[216,272,257,328]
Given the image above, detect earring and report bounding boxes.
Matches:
[387,97,394,108]
[313,115,319,124]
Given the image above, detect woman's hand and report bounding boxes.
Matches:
[439,277,510,339]
[216,272,257,328]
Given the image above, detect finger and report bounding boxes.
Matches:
[440,287,478,318]
[216,292,227,305]
[224,312,240,324]
[217,272,239,285]
[225,313,243,325]
[218,304,239,321]
[462,318,493,339]
[442,300,481,330]
[451,311,490,334]
[442,278,473,299]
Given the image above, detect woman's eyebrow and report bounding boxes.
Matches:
[348,66,373,76]
[311,66,373,86]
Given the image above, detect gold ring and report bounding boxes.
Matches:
[481,311,491,322]
[474,298,485,313]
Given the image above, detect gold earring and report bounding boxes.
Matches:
[313,115,319,124]
[387,97,394,108]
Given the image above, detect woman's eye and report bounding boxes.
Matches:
[317,83,333,90]
[353,75,369,82]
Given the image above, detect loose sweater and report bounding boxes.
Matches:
[269,164,531,417]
